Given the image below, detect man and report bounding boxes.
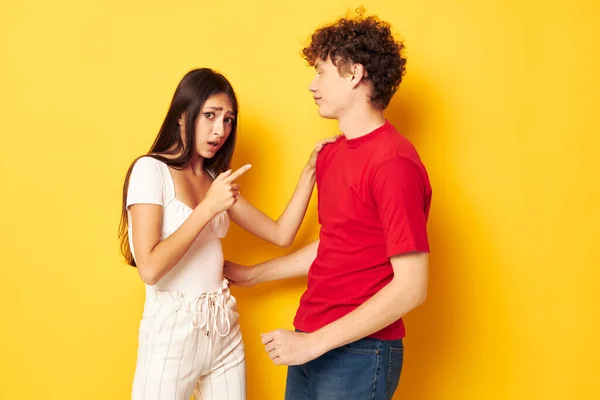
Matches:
[225,13,432,400]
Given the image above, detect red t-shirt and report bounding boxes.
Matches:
[293,121,432,340]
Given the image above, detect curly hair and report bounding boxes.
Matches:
[302,14,406,110]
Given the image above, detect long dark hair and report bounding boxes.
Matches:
[119,68,239,267]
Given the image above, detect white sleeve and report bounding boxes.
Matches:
[126,157,165,208]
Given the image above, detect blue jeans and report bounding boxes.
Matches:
[285,336,403,400]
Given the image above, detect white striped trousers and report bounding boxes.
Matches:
[131,282,246,400]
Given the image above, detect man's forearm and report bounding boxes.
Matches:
[312,252,428,353]
[255,240,319,283]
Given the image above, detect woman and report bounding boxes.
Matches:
[118,68,335,400]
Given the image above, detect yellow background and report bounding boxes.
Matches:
[1,0,599,399]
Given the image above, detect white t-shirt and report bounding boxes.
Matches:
[126,156,229,294]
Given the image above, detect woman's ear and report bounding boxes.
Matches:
[178,111,188,126]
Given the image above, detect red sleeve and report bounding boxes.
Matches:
[371,157,430,257]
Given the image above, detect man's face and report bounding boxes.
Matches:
[308,57,353,120]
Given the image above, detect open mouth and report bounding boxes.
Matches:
[207,141,220,150]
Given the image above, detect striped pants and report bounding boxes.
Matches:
[132,280,246,400]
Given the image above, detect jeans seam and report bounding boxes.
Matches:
[386,345,403,397]
[386,348,393,396]
[302,364,313,399]
[342,348,379,354]
[370,340,383,400]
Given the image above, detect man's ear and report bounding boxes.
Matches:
[349,63,366,88]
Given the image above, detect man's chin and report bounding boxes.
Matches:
[317,108,336,119]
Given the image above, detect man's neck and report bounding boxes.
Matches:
[338,103,386,140]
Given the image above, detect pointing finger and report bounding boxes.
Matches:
[226,164,252,182]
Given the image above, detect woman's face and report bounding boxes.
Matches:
[191,92,236,159]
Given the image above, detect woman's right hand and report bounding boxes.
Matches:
[201,164,252,216]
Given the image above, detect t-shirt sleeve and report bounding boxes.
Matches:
[371,157,430,257]
[126,157,165,208]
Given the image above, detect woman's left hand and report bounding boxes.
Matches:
[306,135,341,170]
